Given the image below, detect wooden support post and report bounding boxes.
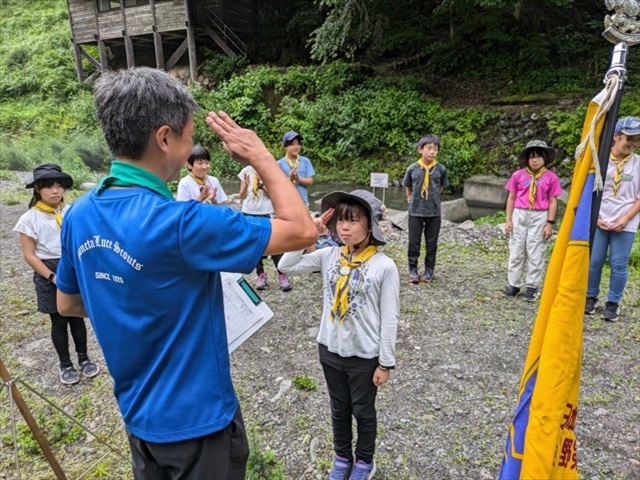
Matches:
[72,41,84,82]
[124,34,135,68]
[185,0,197,81]
[153,29,164,70]
[150,0,165,70]
[0,356,67,480]
[95,35,108,72]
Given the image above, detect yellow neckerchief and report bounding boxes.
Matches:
[331,244,377,323]
[526,166,546,209]
[252,174,261,198]
[285,154,299,171]
[189,173,213,204]
[189,172,206,186]
[33,201,64,228]
[610,152,632,197]
[417,159,438,199]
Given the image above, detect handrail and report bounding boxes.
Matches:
[195,4,248,57]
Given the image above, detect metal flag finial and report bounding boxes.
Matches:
[603,0,640,45]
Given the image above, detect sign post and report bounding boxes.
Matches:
[370,172,389,205]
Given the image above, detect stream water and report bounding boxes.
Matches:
[219,179,460,211]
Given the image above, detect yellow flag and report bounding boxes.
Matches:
[499,88,608,479]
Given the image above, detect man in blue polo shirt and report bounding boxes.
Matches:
[56,67,317,479]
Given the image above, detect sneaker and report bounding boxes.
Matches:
[420,268,434,282]
[328,455,353,480]
[502,285,520,298]
[349,460,376,480]
[279,274,293,292]
[585,297,598,315]
[59,365,79,385]
[79,359,100,378]
[602,301,620,322]
[409,267,420,284]
[256,272,267,290]
[521,287,538,302]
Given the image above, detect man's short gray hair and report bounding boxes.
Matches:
[94,67,200,160]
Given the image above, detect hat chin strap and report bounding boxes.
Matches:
[350,231,372,253]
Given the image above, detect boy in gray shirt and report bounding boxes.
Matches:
[402,134,450,283]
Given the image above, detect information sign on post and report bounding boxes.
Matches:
[370,172,389,204]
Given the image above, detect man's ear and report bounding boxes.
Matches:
[154,125,172,153]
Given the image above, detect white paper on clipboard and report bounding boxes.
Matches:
[221,272,274,353]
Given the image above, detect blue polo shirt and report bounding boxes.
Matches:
[56,188,271,442]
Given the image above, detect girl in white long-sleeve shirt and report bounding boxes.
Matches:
[279,190,399,480]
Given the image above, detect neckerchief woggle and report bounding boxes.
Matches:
[96,160,173,200]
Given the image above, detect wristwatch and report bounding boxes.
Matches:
[47,272,55,283]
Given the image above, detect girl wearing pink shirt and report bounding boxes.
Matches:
[503,140,562,301]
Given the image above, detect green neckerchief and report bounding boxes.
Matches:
[96,160,174,200]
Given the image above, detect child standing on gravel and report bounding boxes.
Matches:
[14,164,100,385]
[277,130,315,206]
[176,145,228,204]
[402,134,450,284]
[503,140,562,302]
[279,190,399,480]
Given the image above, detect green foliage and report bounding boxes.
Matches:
[629,235,640,271]
[0,134,96,186]
[193,63,496,187]
[476,210,506,227]
[546,107,587,159]
[0,0,85,101]
[246,427,287,480]
[200,53,250,84]
[3,409,83,455]
[310,0,371,61]
[293,375,318,391]
[0,0,631,190]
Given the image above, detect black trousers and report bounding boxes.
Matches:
[407,214,442,270]
[50,313,87,367]
[127,406,249,480]
[319,343,378,464]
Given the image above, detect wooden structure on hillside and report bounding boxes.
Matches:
[65,0,255,82]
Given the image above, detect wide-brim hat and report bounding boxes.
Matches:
[282,130,303,145]
[518,140,556,165]
[320,190,386,245]
[25,163,73,189]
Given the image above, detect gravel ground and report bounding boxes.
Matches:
[1,174,639,480]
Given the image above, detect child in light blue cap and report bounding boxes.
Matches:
[276,130,315,206]
[585,116,640,322]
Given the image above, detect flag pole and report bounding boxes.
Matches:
[590,43,628,243]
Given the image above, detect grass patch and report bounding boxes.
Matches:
[293,375,318,392]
